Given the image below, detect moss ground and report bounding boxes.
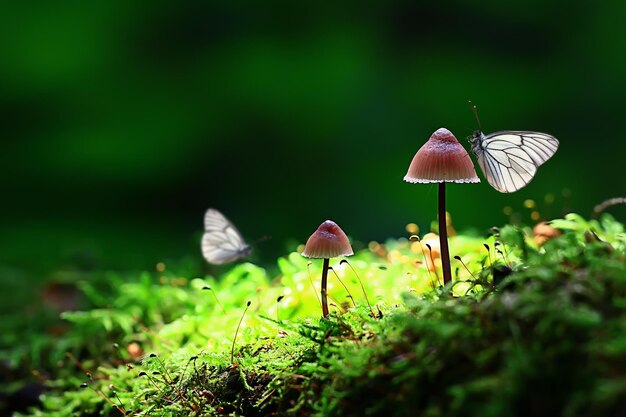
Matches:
[2,214,626,416]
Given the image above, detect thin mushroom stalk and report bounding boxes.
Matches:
[438,182,452,285]
[320,258,330,317]
[403,128,480,286]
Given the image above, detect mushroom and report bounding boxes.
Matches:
[301,220,354,318]
[533,222,561,246]
[403,128,480,285]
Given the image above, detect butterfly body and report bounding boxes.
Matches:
[469,130,559,193]
[201,208,251,265]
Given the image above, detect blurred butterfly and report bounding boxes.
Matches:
[469,130,559,193]
[201,208,251,265]
[467,103,559,193]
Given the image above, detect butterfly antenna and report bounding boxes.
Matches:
[468,100,482,131]
[339,259,374,317]
[328,267,357,308]
[253,235,272,244]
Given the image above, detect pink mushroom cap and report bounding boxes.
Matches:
[301,220,354,259]
[404,128,480,183]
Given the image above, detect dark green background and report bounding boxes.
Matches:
[2,1,625,272]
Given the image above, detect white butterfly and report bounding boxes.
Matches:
[469,130,559,193]
[201,208,251,265]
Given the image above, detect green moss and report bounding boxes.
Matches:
[5,214,626,416]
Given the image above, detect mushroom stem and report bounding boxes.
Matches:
[438,182,452,285]
[321,258,330,318]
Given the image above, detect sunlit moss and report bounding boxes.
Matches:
[8,214,626,417]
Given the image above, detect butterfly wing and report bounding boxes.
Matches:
[472,131,559,193]
[201,208,251,265]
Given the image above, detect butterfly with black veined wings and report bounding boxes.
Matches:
[201,208,252,265]
[469,130,559,193]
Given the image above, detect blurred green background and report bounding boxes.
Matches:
[1,0,626,273]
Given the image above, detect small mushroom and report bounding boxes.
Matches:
[301,220,354,318]
[127,342,144,362]
[404,128,480,285]
[533,222,561,246]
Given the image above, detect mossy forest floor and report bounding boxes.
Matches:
[2,213,626,417]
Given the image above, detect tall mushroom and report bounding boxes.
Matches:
[301,220,354,318]
[403,128,480,285]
